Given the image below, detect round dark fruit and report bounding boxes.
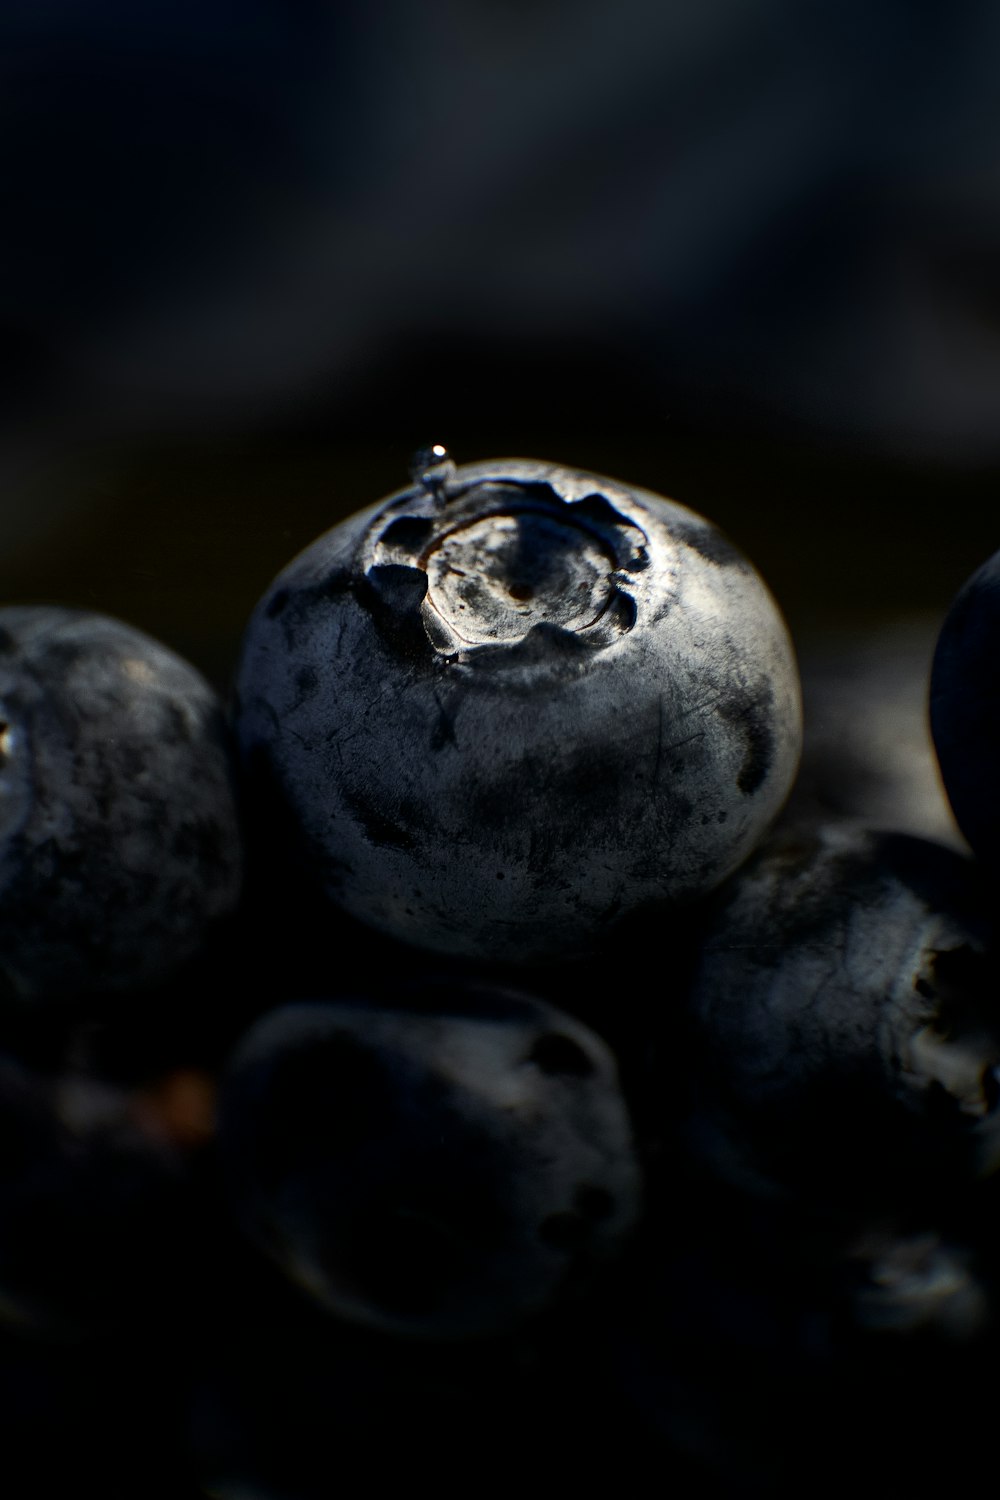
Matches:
[0,606,242,1001]
[685,821,1000,1202]
[930,548,1000,862]
[218,987,642,1337]
[235,453,801,962]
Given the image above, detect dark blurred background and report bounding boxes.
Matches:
[1,0,999,687]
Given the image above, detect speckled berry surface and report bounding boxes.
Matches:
[0,607,243,1001]
[235,456,802,962]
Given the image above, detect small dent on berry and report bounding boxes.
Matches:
[294,665,319,702]
[343,788,419,852]
[717,687,775,796]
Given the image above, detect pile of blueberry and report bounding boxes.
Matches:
[3,451,999,1496]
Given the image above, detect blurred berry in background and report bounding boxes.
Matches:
[1,0,999,449]
[0,0,998,667]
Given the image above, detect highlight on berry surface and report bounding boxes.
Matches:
[235,452,803,963]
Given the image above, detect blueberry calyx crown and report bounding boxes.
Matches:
[359,459,648,660]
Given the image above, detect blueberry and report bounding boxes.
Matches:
[0,606,242,1002]
[930,548,1000,862]
[218,986,642,1338]
[235,453,801,962]
[684,821,1000,1204]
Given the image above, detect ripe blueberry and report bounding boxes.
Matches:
[235,453,801,962]
[685,821,1000,1203]
[0,606,242,1002]
[218,985,642,1338]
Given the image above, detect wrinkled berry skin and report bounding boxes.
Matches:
[930,549,1000,862]
[218,987,642,1338]
[0,607,242,1001]
[235,457,801,963]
